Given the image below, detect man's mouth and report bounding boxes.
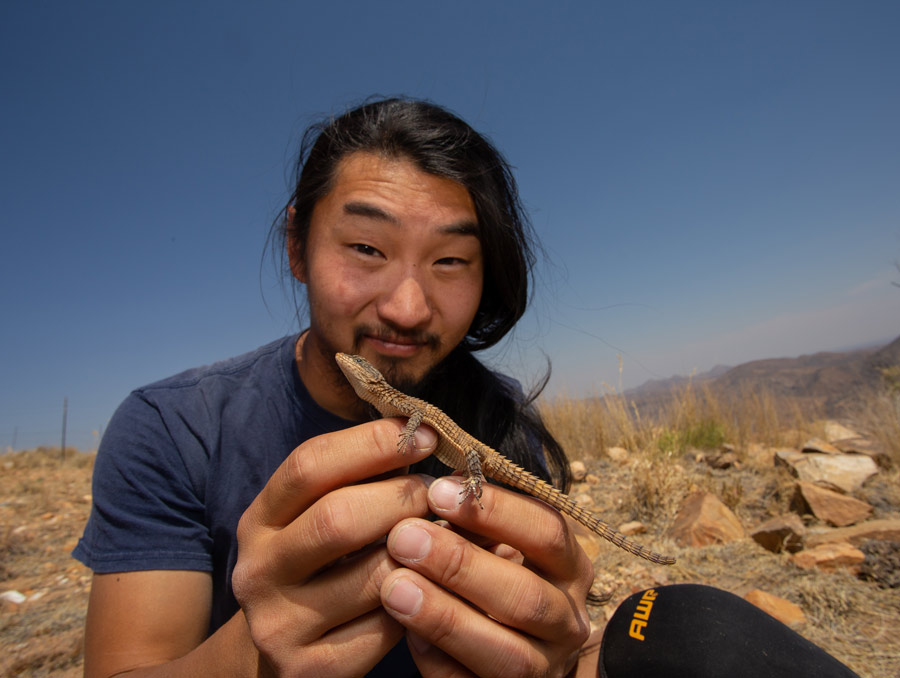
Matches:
[354,327,441,359]
[363,334,425,357]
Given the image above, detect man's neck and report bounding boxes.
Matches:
[295,330,370,421]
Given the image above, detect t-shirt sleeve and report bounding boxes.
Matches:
[72,391,213,573]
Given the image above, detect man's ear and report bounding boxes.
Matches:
[286,206,307,283]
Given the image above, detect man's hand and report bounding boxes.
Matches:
[232,418,437,677]
[381,476,594,678]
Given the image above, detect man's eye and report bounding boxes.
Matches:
[436,257,467,266]
[351,244,381,257]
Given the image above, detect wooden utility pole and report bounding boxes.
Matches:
[61,397,68,462]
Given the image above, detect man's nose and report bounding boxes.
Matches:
[377,271,433,329]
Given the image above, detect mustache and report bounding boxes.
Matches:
[352,325,442,352]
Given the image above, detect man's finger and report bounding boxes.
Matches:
[243,419,436,529]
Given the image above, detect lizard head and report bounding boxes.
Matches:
[335,352,385,402]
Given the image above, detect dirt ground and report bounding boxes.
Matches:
[1,445,898,677]
[1,451,93,677]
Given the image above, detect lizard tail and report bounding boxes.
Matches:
[487,459,676,566]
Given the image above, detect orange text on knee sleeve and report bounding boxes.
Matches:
[628,588,658,641]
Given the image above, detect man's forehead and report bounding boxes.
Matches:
[331,152,470,199]
[325,151,478,228]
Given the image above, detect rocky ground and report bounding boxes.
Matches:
[1,422,899,677]
[569,422,900,678]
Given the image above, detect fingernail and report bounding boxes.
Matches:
[391,523,432,562]
[416,474,436,488]
[407,631,432,655]
[414,424,437,452]
[429,477,462,512]
[384,577,422,616]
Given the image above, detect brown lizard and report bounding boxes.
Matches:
[335,352,676,566]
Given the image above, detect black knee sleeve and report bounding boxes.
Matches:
[599,584,858,678]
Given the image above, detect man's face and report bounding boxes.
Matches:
[292,151,484,389]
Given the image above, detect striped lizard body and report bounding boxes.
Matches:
[335,352,676,566]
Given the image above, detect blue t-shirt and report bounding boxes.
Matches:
[73,334,417,674]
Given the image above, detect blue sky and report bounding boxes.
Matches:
[2,1,899,451]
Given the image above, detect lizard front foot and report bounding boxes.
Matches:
[397,411,424,454]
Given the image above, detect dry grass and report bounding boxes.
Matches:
[2,446,96,471]
[539,375,899,462]
[856,390,900,466]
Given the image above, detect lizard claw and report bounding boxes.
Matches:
[397,434,414,454]
[457,475,484,509]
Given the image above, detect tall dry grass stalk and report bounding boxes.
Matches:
[540,378,821,461]
[857,387,900,465]
[538,392,611,461]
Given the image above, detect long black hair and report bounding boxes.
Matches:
[277,97,533,351]
[274,97,570,490]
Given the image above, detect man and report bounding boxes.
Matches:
[74,98,595,677]
[74,98,859,678]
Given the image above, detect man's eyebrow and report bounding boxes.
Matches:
[440,221,479,237]
[343,201,398,223]
[343,201,479,236]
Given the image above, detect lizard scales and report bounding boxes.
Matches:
[335,352,676,566]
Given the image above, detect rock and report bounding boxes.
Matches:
[619,521,646,536]
[805,519,900,548]
[606,446,629,464]
[669,492,745,547]
[744,589,806,628]
[857,540,900,589]
[823,421,860,442]
[0,590,27,605]
[791,542,865,572]
[574,493,594,507]
[584,473,600,485]
[750,514,806,553]
[785,453,879,494]
[791,482,873,527]
[774,449,805,469]
[832,437,891,468]
[574,533,603,561]
[705,450,741,470]
[801,438,842,455]
[570,461,587,481]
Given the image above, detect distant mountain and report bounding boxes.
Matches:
[624,334,900,419]
[867,334,900,372]
[627,364,732,398]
